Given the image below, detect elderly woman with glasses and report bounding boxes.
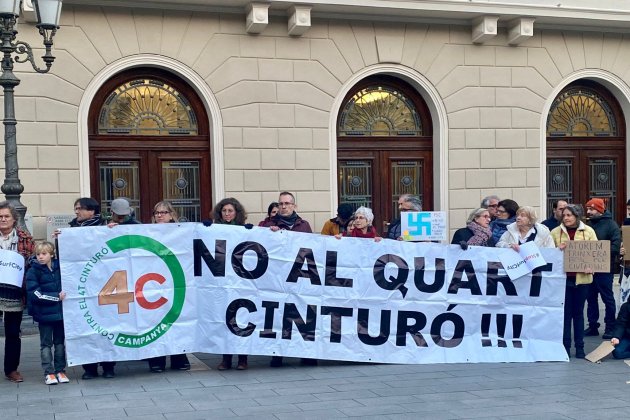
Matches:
[452,207,495,249]
[146,201,191,373]
[551,204,598,359]
[336,206,381,241]
[496,206,555,250]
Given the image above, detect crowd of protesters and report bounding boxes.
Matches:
[2,192,630,385]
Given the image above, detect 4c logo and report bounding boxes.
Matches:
[79,235,185,348]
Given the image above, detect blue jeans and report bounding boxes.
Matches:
[563,282,588,350]
[39,320,66,374]
[586,272,616,331]
[612,337,630,359]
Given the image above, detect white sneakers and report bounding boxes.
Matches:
[45,372,70,385]
[56,372,70,383]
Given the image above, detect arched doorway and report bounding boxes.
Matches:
[336,76,433,234]
[546,81,626,223]
[88,68,212,222]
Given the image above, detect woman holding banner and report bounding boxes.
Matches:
[451,208,495,249]
[551,204,597,359]
[213,198,250,371]
[496,206,555,250]
[147,201,191,373]
[0,201,34,383]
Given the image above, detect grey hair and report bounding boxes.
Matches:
[402,195,423,211]
[481,195,500,208]
[467,207,489,223]
[516,206,538,225]
[0,201,18,228]
[354,206,375,225]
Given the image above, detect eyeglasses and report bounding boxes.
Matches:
[278,201,294,206]
[153,211,170,216]
[496,209,507,214]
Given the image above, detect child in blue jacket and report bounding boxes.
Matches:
[26,241,69,385]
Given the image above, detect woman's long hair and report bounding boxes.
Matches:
[212,197,247,225]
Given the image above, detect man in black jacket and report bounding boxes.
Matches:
[584,198,621,340]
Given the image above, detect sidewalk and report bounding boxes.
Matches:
[1,333,629,419]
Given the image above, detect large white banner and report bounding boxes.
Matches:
[59,223,568,365]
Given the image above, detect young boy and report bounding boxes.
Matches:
[25,241,69,385]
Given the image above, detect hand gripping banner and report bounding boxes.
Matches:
[59,223,568,365]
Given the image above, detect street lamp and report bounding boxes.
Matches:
[0,0,62,231]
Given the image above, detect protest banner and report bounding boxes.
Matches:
[59,224,568,366]
[563,240,610,273]
[497,242,547,281]
[401,211,447,241]
[0,249,25,287]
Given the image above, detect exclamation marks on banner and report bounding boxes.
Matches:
[481,313,523,348]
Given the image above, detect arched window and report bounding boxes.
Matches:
[336,76,433,235]
[547,87,618,137]
[98,78,199,136]
[546,81,626,223]
[88,69,211,223]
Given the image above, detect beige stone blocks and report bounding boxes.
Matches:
[466,169,495,188]
[465,129,495,149]
[495,169,527,187]
[527,48,562,86]
[436,66,480,98]
[312,129,329,149]
[426,44,465,84]
[511,188,540,207]
[465,45,495,66]
[496,129,527,149]
[296,191,331,212]
[295,150,330,170]
[279,128,312,149]
[276,38,310,60]
[511,109,540,129]
[222,104,260,127]
[277,82,333,112]
[224,149,261,169]
[295,105,328,128]
[224,170,244,191]
[21,170,59,193]
[57,124,78,146]
[243,128,278,149]
[240,36,276,58]
[375,24,405,63]
[449,170,466,189]
[328,22,365,72]
[194,34,239,78]
[310,39,352,82]
[293,61,341,97]
[495,46,527,67]
[496,88,545,113]
[36,99,77,123]
[260,104,295,127]
[223,127,243,148]
[480,68,510,87]
[261,150,295,169]
[449,129,465,149]
[17,122,56,145]
[207,57,258,92]
[244,171,279,191]
[58,170,81,193]
[38,146,78,169]
[511,149,541,168]
[449,149,480,169]
[259,59,293,81]
[449,109,479,129]
[278,170,314,191]
[449,188,480,209]
[40,193,82,214]
[313,170,330,190]
[480,149,511,168]
[444,87,495,113]
[526,168,540,187]
[216,81,276,109]
[480,108,511,128]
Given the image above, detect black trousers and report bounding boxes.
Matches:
[2,310,22,375]
[82,361,116,373]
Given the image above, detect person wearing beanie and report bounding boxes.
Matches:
[321,203,354,236]
[584,198,620,340]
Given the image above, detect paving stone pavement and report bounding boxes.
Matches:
[1,332,630,419]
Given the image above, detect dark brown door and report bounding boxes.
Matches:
[338,150,432,234]
[546,146,625,223]
[88,68,211,223]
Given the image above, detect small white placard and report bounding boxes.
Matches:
[0,249,26,287]
[498,242,547,281]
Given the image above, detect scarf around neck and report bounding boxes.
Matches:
[466,221,492,246]
[275,212,299,229]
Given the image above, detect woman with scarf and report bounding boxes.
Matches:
[336,206,381,241]
[451,207,494,248]
[212,197,250,370]
[551,204,597,359]
[0,201,34,382]
[489,199,519,244]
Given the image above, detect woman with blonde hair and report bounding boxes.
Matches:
[496,206,555,250]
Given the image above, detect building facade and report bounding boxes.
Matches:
[4,0,630,238]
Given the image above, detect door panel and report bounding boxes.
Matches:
[99,160,142,217]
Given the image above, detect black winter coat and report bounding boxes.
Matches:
[612,301,630,340]
[26,259,63,323]
[587,211,621,272]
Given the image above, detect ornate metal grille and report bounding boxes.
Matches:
[391,160,423,220]
[162,161,201,222]
[338,160,372,211]
[545,159,573,216]
[98,79,198,135]
[547,87,617,137]
[338,86,422,136]
[589,159,617,220]
[99,161,141,218]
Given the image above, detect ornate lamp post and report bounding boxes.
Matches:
[0,0,62,231]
